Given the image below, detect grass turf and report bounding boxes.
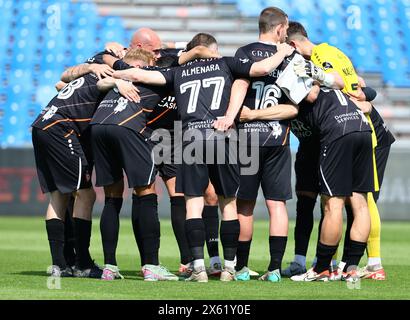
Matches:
[0,216,409,300]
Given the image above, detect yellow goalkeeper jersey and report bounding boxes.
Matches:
[311,43,360,96]
[311,42,379,191]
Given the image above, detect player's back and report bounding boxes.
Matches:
[303,88,371,145]
[234,42,292,146]
[160,57,252,136]
[31,73,105,135]
[91,82,169,138]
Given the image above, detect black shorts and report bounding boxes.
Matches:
[295,143,320,193]
[91,124,156,188]
[176,139,239,197]
[319,131,374,197]
[373,145,391,201]
[153,138,180,180]
[32,127,93,194]
[237,145,292,201]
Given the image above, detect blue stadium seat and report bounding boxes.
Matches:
[263,0,293,15]
[237,0,263,17]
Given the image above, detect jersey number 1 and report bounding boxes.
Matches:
[180,77,225,113]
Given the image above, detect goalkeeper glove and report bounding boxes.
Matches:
[294,59,326,82]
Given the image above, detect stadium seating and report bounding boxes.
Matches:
[0,0,409,148]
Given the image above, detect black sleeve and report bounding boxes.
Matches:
[362,87,377,102]
[234,46,250,60]
[113,60,132,71]
[157,67,176,88]
[159,48,183,57]
[223,57,253,79]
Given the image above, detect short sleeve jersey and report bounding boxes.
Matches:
[235,42,291,147]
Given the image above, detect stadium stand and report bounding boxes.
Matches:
[0,0,409,148]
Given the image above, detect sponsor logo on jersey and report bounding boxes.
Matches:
[157,96,177,109]
[114,97,128,114]
[251,50,276,58]
[270,121,283,139]
[42,105,58,121]
[322,62,333,70]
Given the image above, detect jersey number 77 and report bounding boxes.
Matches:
[180,77,225,113]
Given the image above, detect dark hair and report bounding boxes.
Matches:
[186,33,217,51]
[287,21,309,41]
[155,55,177,68]
[259,7,288,34]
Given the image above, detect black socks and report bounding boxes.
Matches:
[170,196,193,265]
[344,240,367,271]
[203,206,220,259]
[46,219,66,269]
[100,197,123,265]
[268,236,288,272]
[220,220,240,263]
[314,241,339,273]
[63,198,76,266]
[73,218,93,269]
[132,193,160,266]
[235,240,252,271]
[185,218,205,261]
[294,195,316,256]
[341,204,354,263]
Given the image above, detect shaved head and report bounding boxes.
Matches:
[130,28,162,58]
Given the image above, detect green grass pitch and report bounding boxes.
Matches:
[0,216,409,300]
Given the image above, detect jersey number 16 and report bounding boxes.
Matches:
[252,81,282,109]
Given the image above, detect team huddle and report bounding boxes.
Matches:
[31,7,394,283]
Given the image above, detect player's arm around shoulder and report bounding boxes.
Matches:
[178,46,221,65]
[213,78,250,131]
[239,103,298,122]
[249,43,294,77]
[349,96,373,114]
[97,77,140,103]
[112,68,167,86]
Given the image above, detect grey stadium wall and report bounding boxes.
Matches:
[0,148,409,220]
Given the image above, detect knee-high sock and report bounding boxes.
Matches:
[203,206,220,259]
[100,197,123,266]
[220,220,240,269]
[294,195,316,257]
[342,204,354,263]
[268,236,288,272]
[73,218,93,268]
[131,194,144,265]
[185,218,206,269]
[46,219,66,269]
[133,194,160,266]
[63,197,76,266]
[367,192,381,260]
[170,196,193,265]
[235,240,252,271]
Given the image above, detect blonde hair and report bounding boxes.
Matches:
[123,48,154,66]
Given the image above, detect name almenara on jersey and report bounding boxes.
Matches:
[181,60,221,77]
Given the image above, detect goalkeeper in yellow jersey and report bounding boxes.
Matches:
[283,21,395,280]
